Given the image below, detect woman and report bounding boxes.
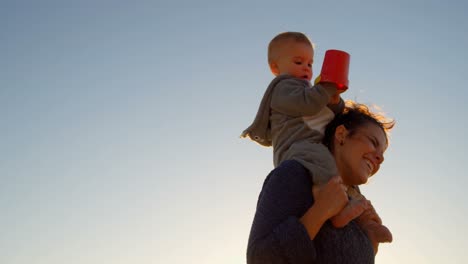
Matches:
[247,101,395,263]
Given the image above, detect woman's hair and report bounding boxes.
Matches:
[323,100,395,151]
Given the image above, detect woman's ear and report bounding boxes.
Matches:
[269,62,280,76]
[335,125,348,144]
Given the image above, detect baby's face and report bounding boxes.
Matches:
[274,41,314,81]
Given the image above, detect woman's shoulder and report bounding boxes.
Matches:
[274,160,309,175]
[263,160,313,194]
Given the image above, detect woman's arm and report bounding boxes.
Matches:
[247,161,316,263]
[246,161,347,263]
[300,176,349,237]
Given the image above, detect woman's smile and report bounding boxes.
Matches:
[364,158,374,175]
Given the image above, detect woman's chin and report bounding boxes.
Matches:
[356,174,369,185]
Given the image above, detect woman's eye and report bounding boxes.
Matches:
[294,61,301,65]
[365,136,377,147]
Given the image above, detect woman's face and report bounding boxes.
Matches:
[334,123,388,186]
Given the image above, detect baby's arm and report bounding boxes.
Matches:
[327,94,345,114]
[270,78,338,116]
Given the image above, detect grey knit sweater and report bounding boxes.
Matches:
[247,160,374,264]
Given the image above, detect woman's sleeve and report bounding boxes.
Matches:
[246,161,318,264]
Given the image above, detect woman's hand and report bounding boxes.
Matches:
[299,176,348,239]
[331,199,371,228]
[313,176,349,220]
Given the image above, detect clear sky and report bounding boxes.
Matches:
[2,1,468,263]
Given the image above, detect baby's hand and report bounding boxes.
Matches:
[329,93,341,105]
[329,87,345,105]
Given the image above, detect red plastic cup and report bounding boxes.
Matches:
[319,49,350,91]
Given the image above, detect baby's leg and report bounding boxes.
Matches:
[358,220,393,254]
[331,199,370,228]
[360,221,393,243]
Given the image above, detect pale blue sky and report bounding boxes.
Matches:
[2,1,468,263]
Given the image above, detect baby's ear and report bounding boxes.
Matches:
[269,62,280,76]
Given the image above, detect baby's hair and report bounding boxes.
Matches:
[323,100,395,151]
[268,32,313,64]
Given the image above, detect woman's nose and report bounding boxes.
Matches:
[375,152,384,164]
